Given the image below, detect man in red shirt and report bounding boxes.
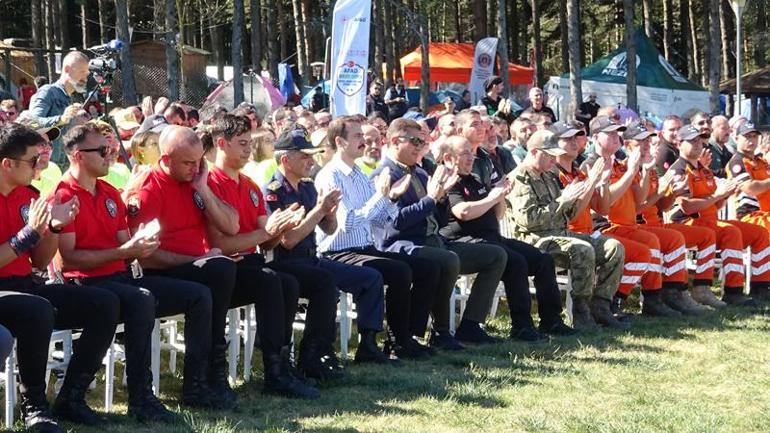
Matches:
[55,123,216,416]
[124,125,241,409]
[206,114,321,398]
[0,123,119,429]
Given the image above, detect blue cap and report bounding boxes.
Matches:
[274,126,324,154]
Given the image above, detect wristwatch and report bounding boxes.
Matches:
[48,221,63,234]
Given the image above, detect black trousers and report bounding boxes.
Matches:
[484,235,563,328]
[147,257,237,353]
[81,273,213,390]
[0,291,54,394]
[325,246,441,341]
[0,277,119,391]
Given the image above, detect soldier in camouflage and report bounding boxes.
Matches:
[508,130,625,330]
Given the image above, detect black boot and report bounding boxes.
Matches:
[127,376,176,423]
[641,290,682,318]
[19,385,62,433]
[207,343,238,409]
[610,294,634,322]
[383,329,430,360]
[454,319,500,344]
[298,339,346,382]
[52,373,104,426]
[263,347,320,399]
[182,373,226,410]
[591,298,631,330]
[354,330,400,365]
[723,287,758,307]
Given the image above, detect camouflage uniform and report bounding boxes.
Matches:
[508,165,624,301]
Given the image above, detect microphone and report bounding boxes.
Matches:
[88,39,124,53]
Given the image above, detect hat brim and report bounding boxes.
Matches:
[298,147,325,155]
[740,128,760,136]
[117,121,141,130]
[541,147,567,156]
[598,125,627,132]
[556,129,580,138]
[681,133,709,141]
[627,131,655,140]
[39,126,60,141]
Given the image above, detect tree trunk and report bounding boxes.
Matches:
[154,0,164,40]
[277,0,288,61]
[509,0,519,62]
[559,0,569,74]
[265,0,279,80]
[250,0,262,70]
[233,0,245,104]
[623,0,637,111]
[497,0,510,95]
[567,0,582,121]
[754,1,767,68]
[708,0,721,113]
[383,0,396,83]
[720,0,733,78]
[301,0,314,66]
[419,2,430,112]
[487,0,496,36]
[44,0,56,81]
[373,0,384,82]
[291,0,308,86]
[81,3,89,49]
[31,0,45,76]
[530,0,542,86]
[643,0,654,38]
[209,15,225,81]
[472,0,487,42]
[98,0,107,42]
[115,0,137,105]
[664,0,675,59]
[165,0,179,101]
[690,0,703,84]
[453,0,462,42]
[52,0,62,48]
[680,0,694,78]
[59,0,70,50]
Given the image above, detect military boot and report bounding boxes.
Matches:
[355,330,400,365]
[662,287,704,316]
[610,294,634,322]
[182,373,225,409]
[641,290,682,318]
[679,289,711,313]
[750,285,770,303]
[19,385,62,433]
[127,376,176,423]
[263,347,320,399]
[571,297,599,331]
[590,298,631,330]
[52,373,104,426]
[298,338,346,382]
[207,342,238,409]
[722,287,758,307]
[691,285,727,309]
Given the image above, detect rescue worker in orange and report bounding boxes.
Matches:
[670,124,770,306]
[583,116,707,316]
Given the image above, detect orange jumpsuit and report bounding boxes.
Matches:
[729,152,770,231]
[670,157,770,291]
[593,157,689,294]
[558,162,651,296]
[640,169,717,287]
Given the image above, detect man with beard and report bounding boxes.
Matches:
[505,118,536,166]
[355,124,383,176]
[655,115,683,175]
[707,115,732,177]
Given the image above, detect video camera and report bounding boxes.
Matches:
[87,39,123,84]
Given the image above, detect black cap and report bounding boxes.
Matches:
[549,121,585,138]
[274,126,324,154]
[590,115,627,133]
[677,124,710,141]
[736,122,759,136]
[622,122,656,140]
[136,114,169,134]
[484,75,503,92]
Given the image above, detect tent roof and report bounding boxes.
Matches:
[400,43,533,85]
[720,66,770,95]
[562,29,704,91]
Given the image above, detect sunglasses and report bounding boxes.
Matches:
[78,146,113,158]
[11,154,40,168]
[398,135,426,148]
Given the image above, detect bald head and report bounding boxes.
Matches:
[62,51,89,67]
[60,51,90,94]
[159,125,201,156]
[442,135,474,174]
[711,115,730,144]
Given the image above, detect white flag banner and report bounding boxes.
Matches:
[330,0,372,118]
[468,37,499,104]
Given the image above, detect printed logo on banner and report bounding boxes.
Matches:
[336,60,366,97]
[477,53,493,69]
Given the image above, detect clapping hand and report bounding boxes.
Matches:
[49,193,80,231]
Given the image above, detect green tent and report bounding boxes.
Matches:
[547,29,709,118]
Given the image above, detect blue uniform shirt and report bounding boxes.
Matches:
[263,169,318,259]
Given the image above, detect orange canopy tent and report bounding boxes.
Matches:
[399,43,534,85]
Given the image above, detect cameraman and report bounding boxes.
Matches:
[26,51,91,166]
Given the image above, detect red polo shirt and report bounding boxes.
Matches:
[208,166,266,254]
[125,164,208,257]
[55,175,128,278]
[0,186,38,278]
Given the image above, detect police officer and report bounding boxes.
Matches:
[439,135,576,339]
[263,126,396,363]
[206,115,322,397]
[0,292,58,432]
[124,125,240,409]
[0,123,119,426]
[508,129,625,330]
[55,123,214,417]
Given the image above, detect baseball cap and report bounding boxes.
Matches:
[136,114,169,134]
[310,129,329,148]
[549,121,585,138]
[736,122,759,136]
[275,126,324,154]
[622,122,656,140]
[17,119,60,142]
[113,108,140,130]
[402,111,438,131]
[590,115,627,133]
[677,124,710,141]
[483,76,503,92]
[527,130,567,156]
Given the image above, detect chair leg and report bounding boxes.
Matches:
[104,339,116,412]
[4,342,15,429]
[151,319,161,397]
[242,305,255,382]
[167,324,177,375]
[339,293,349,360]
[227,309,239,385]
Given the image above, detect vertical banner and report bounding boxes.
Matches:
[330,0,372,118]
[468,37,499,105]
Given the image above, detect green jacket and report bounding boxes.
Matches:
[508,165,579,236]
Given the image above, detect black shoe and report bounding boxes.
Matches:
[182,375,228,410]
[750,286,770,303]
[20,387,63,433]
[354,330,402,365]
[298,340,346,382]
[52,374,104,426]
[389,338,430,360]
[263,348,320,399]
[429,330,465,351]
[538,321,579,336]
[207,343,238,409]
[641,290,682,318]
[454,320,500,345]
[723,291,759,307]
[510,326,549,342]
[128,391,176,423]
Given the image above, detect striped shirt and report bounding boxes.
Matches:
[314,156,398,253]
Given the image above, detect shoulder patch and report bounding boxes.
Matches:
[266,180,282,192]
[105,198,118,218]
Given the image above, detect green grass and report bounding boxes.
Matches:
[5,300,770,433]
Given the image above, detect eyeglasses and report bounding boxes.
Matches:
[10,154,40,168]
[78,146,113,158]
[397,135,426,148]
